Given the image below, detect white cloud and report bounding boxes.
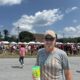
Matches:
[65,6,78,14]
[63,25,80,38]
[57,34,63,38]
[64,26,76,32]
[11,9,63,35]
[0,0,22,6]
[72,7,78,10]
[73,19,77,23]
[0,25,4,28]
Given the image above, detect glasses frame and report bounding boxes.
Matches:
[44,37,55,41]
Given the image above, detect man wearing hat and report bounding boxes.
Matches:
[36,30,72,80]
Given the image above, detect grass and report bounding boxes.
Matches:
[0,51,37,58]
[0,50,80,58]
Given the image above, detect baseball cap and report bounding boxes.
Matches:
[44,30,56,38]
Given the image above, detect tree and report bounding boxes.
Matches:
[0,32,3,40]
[8,35,17,42]
[19,31,35,42]
[3,29,9,41]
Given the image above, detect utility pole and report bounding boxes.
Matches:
[63,33,65,43]
[17,26,20,42]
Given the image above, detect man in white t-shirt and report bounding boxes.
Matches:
[36,30,72,80]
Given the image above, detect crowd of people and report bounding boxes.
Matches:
[0,42,44,55]
[57,43,80,55]
[0,41,80,56]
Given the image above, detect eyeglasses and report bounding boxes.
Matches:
[44,35,55,41]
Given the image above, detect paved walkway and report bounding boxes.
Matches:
[0,57,80,80]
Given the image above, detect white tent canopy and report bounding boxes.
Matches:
[18,42,23,44]
[35,41,44,45]
[28,41,36,44]
[23,42,28,45]
[56,42,63,45]
[10,42,17,45]
[1,41,9,44]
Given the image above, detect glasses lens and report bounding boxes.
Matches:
[45,38,55,41]
[45,35,55,41]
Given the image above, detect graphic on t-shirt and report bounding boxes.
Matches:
[41,58,61,80]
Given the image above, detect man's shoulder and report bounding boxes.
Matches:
[37,48,46,56]
[38,48,45,52]
[56,48,67,56]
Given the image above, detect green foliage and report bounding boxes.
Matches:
[3,29,9,36]
[58,37,80,43]
[19,31,35,42]
[0,32,3,40]
[9,35,17,42]
[3,29,9,41]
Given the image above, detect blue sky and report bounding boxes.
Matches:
[0,0,80,38]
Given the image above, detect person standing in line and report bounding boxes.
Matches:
[19,44,26,67]
[36,30,72,80]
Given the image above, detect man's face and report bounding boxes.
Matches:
[44,34,56,50]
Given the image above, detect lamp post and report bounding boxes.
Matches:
[17,26,20,42]
[63,33,65,43]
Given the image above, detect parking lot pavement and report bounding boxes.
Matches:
[69,57,80,80]
[0,57,80,80]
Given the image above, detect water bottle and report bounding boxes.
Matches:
[32,66,40,80]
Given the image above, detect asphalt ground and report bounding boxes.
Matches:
[0,57,80,80]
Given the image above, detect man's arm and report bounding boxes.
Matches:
[64,70,72,80]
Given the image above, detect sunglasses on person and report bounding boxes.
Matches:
[44,35,55,41]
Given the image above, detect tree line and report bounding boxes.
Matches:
[0,29,80,43]
[0,29,35,42]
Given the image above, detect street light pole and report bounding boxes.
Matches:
[63,33,65,43]
[17,26,20,42]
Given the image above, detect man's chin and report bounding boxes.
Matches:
[46,46,53,49]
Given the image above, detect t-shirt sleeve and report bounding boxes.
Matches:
[61,52,70,70]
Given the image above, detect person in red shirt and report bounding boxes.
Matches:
[19,44,26,67]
